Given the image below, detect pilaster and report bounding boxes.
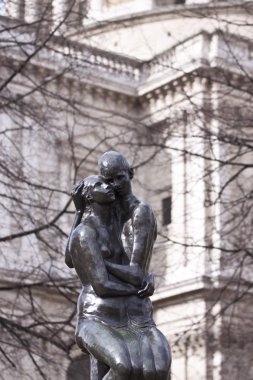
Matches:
[25,0,45,23]
[4,0,24,19]
[52,0,85,31]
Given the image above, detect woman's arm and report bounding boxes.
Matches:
[105,261,144,286]
[70,224,138,298]
[65,180,86,268]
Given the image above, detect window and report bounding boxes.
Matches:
[162,196,172,226]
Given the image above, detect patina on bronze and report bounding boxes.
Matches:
[65,151,171,380]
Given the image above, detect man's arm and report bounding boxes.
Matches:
[70,225,138,297]
[65,180,86,268]
[105,202,157,295]
[130,202,157,272]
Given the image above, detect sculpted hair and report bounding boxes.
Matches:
[71,179,86,212]
[81,175,101,202]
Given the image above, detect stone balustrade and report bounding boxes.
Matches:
[60,31,253,93]
[56,31,212,87]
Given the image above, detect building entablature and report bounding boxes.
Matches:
[151,274,253,307]
[151,275,213,305]
[3,0,251,31]
[2,25,252,102]
[0,267,79,297]
[68,1,253,37]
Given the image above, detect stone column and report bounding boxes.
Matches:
[25,0,45,23]
[4,0,24,19]
[52,0,85,31]
[88,0,103,20]
[52,0,69,24]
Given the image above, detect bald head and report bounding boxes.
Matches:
[98,151,131,177]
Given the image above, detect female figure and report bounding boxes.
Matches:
[66,175,171,380]
[68,176,137,380]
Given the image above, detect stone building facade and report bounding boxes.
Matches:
[1,0,253,379]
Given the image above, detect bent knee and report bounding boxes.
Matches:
[75,324,90,352]
[155,356,171,380]
[113,360,132,378]
[75,330,85,351]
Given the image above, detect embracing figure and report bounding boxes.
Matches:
[65,151,171,380]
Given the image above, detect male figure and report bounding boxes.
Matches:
[98,151,157,293]
[66,151,156,292]
[98,151,171,379]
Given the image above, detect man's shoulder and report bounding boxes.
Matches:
[133,200,153,213]
[132,200,156,223]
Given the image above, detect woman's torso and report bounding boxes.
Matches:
[74,211,155,328]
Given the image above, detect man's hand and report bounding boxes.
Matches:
[137,272,155,298]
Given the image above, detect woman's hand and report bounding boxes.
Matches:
[71,180,85,211]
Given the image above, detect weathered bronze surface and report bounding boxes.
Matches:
[65,151,171,379]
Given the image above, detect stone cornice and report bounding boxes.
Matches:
[67,29,253,100]
[36,30,253,96]
[151,274,253,307]
[67,2,253,38]
[151,275,212,306]
[0,267,79,299]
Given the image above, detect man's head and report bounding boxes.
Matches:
[98,151,134,196]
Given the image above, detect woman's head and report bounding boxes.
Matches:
[72,175,115,207]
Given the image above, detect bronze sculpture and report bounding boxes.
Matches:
[65,151,171,379]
